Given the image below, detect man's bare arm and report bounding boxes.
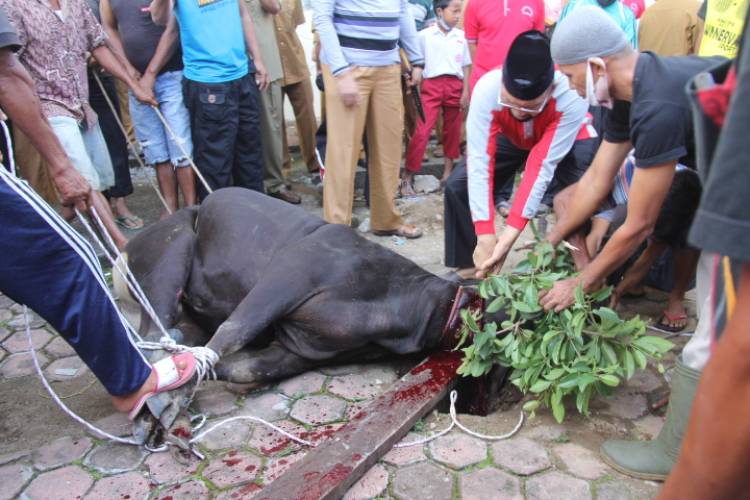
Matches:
[578,163,675,289]
[0,49,90,209]
[99,0,139,79]
[540,162,676,312]
[92,45,157,105]
[546,139,632,245]
[149,0,172,26]
[141,14,179,92]
[238,0,268,90]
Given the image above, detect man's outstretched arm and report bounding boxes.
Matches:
[541,162,675,311]
[546,139,631,246]
[0,48,90,209]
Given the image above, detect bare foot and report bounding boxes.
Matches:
[110,357,190,413]
[659,299,688,331]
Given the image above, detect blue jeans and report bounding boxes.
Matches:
[130,70,193,167]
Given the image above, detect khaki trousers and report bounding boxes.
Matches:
[282,78,320,173]
[115,80,135,144]
[322,64,403,231]
[259,79,286,193]
[12,128,58,203]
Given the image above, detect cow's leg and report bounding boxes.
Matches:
[214,342,318,385]
[204,270,317,357]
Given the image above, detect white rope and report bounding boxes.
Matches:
[190,416,315,447]
[395,391,524,448]
[150,105,213,195]
[73,206,220,387]
[1,120,16,176]
[91,71,173,214]
[24,307,141,445]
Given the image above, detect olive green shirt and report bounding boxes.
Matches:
[246,0,284,82]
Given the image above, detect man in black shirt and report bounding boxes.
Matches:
[544,5,725,480]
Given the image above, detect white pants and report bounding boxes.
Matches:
[682,252,714,370]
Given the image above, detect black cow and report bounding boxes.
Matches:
[119,188,482,388]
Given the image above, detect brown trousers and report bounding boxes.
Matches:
[115,80,136,145]
[322,64,403,231]
[282,78,320,173]
[12,128,57,203]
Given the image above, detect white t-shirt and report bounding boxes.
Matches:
[420,25,472,80]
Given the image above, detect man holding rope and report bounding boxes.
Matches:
[0,7,197,421]
[0,0,159,250]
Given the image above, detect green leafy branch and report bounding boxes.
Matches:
[456,241,673,423]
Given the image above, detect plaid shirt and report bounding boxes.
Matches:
[0,0,107,124]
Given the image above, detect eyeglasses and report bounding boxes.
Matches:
[498,90,551,114]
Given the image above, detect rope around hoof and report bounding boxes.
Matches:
[394,391,525,448]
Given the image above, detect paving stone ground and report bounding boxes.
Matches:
[0,165,687,499]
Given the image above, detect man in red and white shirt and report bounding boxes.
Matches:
[444,30,597,278]
[464,0,545,92]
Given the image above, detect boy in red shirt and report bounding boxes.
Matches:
[402,0,471,196]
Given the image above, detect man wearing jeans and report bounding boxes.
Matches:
[100,0,197,215]
[150,0,268,199]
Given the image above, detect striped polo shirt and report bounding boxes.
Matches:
[313,0,424,76]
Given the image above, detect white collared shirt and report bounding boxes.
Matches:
[420,25,472,79]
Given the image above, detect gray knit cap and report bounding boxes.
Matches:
[550,6,631,65]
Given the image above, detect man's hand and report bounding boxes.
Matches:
[254,59,269,91]
[52,167,92,212]
[460,88,469,112]
[130,80,158,106]
[407,66,423,88]
[478,238,513,278]
[336,71,361,107]
[139,71,156,95]
[473,234,497,277]
[539,277,581,312]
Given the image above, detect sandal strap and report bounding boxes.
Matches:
[152,355,180,390]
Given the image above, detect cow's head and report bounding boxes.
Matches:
[438,286,513,350]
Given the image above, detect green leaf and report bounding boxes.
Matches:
[479,280,490,299]
[544,368,566,380]
[595,307,620,324]
[623,350,635,380]
[485,296,505,314]
[513,301,540,314]
[529,379,552,393]
[635,336,674,354]
[574,283,585,306]
[551,390,565,423]
[599,374,620,387]
[590,286,613,303]
[558,374,580,390]
[577,373,596,392]
[602,340,617,365]
[464,311,480,333]
[523,400,541,412]
[633,348,648,370]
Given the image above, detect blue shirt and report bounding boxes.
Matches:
[174,0,253,83]
[559,0,639,49]
[313,0,424,77]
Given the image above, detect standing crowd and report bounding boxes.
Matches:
[1,0,750,497]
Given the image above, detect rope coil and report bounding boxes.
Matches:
[394,391,524,448]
